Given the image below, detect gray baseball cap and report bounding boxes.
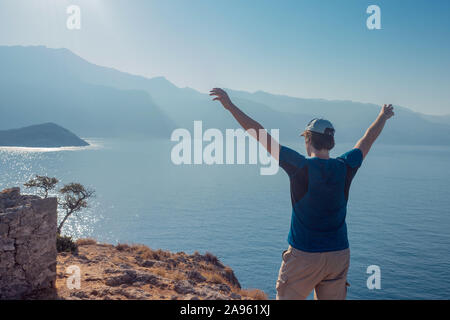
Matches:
[302,118,335,136]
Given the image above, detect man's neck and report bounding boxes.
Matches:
[310,150,330,159]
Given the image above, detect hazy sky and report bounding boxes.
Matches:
[1,0,449,115]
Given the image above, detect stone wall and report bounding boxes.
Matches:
[0,188,57,299]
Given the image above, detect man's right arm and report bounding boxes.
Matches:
[354,104,395,159]
[210,88,280,160]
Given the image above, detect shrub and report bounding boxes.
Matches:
[57,234,78,254]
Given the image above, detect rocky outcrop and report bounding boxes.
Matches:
[0,188,58,299]
[56,242,267,300]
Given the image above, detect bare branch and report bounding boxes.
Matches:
[24,175,59,198]
[57,182,95,234]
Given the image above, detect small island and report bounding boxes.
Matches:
[0,123,89,148]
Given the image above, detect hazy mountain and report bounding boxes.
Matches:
[0,46,175,137]
[0,46,310,140]
[0,123,88,148]
[1,45,449,145]
[225,90,450,145]
[421,113,450,126]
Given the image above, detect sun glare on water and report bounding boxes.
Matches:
[0,139,103,154]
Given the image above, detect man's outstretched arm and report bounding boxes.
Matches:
[210,88,280,160]
[355,104,395,159]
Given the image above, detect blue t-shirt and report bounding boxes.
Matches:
[279,146,363,252]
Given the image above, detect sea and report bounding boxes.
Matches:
[1,138,449,299]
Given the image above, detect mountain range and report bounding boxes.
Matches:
[0,45,449,145]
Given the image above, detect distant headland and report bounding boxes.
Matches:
[0,123,89,148]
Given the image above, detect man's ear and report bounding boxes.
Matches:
[304,140,311,156]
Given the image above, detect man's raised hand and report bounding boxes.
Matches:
[380,104,395,120]
[210,88,233,110]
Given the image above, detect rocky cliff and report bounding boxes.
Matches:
[0,188,58,299]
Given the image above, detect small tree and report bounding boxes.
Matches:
[58,183,95,235]
[24,175,59,198]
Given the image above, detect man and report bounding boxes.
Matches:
[210,88,394,300]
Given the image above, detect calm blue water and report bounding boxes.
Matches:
[1,139,449,299]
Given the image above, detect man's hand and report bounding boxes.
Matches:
[210,88,233,110]
[379,104,395,120]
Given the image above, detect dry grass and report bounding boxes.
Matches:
[96,243,114,248]
[203,271,225,284]
[153,248,171,260]
[57,241,266,300]
[223,266,233,275]
[239,289,268,300]
[173,271,186,281]
[130,244,155,259]
[76,238,97,246]
[127,244,172,261]
[204,252,220,265]
[115,243,130,251]
[153,267,167,278]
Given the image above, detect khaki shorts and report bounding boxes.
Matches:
[276,246,350,300]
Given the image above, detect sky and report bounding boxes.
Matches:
[0,0,449,115]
